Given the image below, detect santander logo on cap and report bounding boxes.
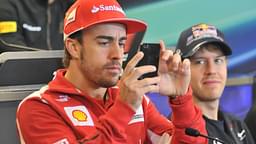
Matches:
[91,4,125,15]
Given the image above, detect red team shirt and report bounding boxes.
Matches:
[16,69,207,144]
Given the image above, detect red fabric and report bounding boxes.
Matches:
[16,69,207,144]
[170,87,208,143]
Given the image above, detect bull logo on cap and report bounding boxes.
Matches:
[192,23,217,38]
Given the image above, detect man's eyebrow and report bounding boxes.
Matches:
[95,35,127,41]
[190,55,225,60]
[190,56,205,59]
[95,35,113,41]
[119,37,127,41]
[216,55,226,58]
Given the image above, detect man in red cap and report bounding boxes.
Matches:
[16,0,207,143]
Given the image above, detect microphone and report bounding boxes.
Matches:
[185,128,225,144]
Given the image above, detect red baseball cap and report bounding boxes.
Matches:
[64,0,147,40]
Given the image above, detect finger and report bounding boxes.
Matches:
[138,76,160,86]
[131,65,157,80]
[180,58,191,75]
[159,40,166,52]
[138,80,160,94]
[125,77,160,95]
[160,40,174,60]
[161,49,173,61]
[158,133,171,144]
[171,51,182,71]
[123,52,144,75]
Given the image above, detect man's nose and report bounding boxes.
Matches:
[205,60,217,75]
[110,43,123,60]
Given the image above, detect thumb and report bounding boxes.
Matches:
[158,133,171,144]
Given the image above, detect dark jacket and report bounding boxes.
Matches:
[205,111,255,144]
[244,107,256,143]
[0,0,74,51]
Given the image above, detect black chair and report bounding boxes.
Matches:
[0,50,64,143]
[0,50,64,86]
[0,38,41,53]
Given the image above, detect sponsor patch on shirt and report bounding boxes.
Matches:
[53,138,69,144]
[64,106,94,126]
[22,23,41,31]
[55,95,70,102]
[129,105,144,124]
[0,21,17,33]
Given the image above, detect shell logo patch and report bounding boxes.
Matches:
[64,106,94,126]
[72,110,87,122]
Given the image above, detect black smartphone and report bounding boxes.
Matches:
[137,43,160,79]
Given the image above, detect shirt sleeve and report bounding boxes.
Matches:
[143,96,174,143]
[169,86,208,144]
[143,87,208,144]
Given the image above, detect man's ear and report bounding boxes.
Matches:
[65,38,80,59]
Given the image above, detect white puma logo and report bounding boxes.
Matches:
[237,129,246,141]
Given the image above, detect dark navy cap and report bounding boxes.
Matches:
[176,23,232,58]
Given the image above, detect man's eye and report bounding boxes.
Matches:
[99,41,109,46]
[215,58,224,64]
[119,42,125,49]
[194,59,205,65]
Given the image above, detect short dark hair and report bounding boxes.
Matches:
[63,31,83,67]
[190,42,227,59]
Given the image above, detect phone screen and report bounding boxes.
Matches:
[137,43,160,78]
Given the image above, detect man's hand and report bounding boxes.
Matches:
[118,40,191,110]
[158,133,171,144]
[118,52,160,111]
[158,40,191,98]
